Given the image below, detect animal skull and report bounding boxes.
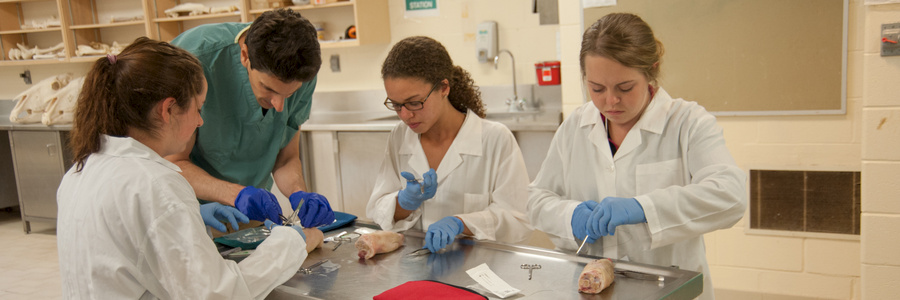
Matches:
[165,3,210,18]
[42,77,84,125]
[10,73,73,124]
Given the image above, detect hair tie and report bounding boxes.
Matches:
[107,53,117,65]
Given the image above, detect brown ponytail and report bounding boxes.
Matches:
[70,37,204,172]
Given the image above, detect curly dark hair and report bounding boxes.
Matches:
[245,8,321,82]
[381,36,485,118]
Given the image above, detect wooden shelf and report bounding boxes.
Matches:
[0,27,62,34]
[153,11,241,23]
[320,39,357,48]
[0,0,388,67]
[0,57,66,66]
[67,55,104,63]
[248,1,352,14]
[0,0,53,3]
[69,20,145,30]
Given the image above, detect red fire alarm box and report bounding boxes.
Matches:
[535,61,561,85]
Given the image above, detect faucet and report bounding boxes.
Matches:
[494,50,526,112]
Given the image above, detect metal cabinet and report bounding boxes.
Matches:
[0,131,18,209]
[9,130,71,233]
[335,131,390,221]
[325,130,554,221]
[512,131,555,181]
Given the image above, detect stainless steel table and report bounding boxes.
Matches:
[266,222,701,300]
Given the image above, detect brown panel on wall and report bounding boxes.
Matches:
[584,0,845,114]
[750,170,861,235]
[806,171,854,234]
[757,171,804,231]
[852,172,861,235]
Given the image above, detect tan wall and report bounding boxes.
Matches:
[294,0,561,94]
[567,0,867,299]
[862,2,900,300]
[0,0,560,100]
[1,0,891,298]
[705,1,863,298]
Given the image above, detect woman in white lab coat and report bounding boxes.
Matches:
[528,14,746,299]
[367,36,532,253]
[56,37,315,299]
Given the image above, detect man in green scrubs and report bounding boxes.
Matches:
[166,9,334,230]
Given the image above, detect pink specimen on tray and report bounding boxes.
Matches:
[578,258,615,294]
[355,231,404,259]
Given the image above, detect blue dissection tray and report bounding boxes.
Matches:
[318,211,357,232]
[215,211,357,250]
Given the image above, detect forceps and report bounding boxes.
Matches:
[575,237,588,256]
[407,248,432,256]
[279,202,303,227]
[299,259,329,274]
[331,232,360,251]
[406,177,425,193]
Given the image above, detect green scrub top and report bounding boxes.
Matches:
[172,23,316,192]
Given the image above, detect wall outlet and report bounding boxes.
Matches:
[330,54,340,72]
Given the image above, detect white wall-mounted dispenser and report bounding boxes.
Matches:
[476,21,498,63]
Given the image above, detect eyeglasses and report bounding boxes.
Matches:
[383,84,439,112]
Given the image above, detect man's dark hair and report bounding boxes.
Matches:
[244,9,321,82]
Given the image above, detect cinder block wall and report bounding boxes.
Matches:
[1,0,892,298]
[862,2,900,299]
[560,0,868,299]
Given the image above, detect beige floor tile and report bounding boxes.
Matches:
[0,209,59,299]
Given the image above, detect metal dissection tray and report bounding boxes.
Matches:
[266,222,701,300]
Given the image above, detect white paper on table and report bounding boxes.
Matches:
[583,0,616,8]
[465,263,520,299]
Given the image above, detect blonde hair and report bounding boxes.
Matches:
[580,13,665,85]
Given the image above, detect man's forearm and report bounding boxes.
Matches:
[272,158,306,198]
[173,160,245,206]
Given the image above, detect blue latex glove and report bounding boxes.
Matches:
[587,197,647,238]
[397,169,437,210]
[265,219,306,241]
[200,203,249,232]
[289,191,336,228]
[234,186,283,224]
[424,216,464,253]
[571,200,600,244]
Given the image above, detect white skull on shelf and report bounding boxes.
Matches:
[10,73,73,124]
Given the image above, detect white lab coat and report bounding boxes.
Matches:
[57,135,307,300]
[528,88,746,300]
[367,109,532,243]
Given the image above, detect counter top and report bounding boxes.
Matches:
[302,110,562,132]
[0,122,72,131]
[265,222,702,300]
[0,100,561,132]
